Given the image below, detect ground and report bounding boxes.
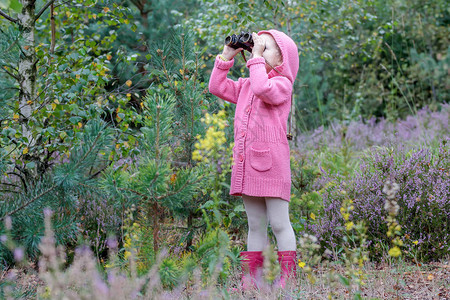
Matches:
[2,258,449,299]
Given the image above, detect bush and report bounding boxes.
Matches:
[308,138,449,261]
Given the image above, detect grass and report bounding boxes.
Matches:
[2,247,449,299]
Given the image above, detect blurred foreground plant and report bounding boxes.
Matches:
[383,180,403,258]
[35,208,164,300]
[337,188,369,299]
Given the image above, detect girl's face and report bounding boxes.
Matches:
[251,33,283,73]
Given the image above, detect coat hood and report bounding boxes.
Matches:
[257,29,299,84]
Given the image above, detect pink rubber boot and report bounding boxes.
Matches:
[240,251,264,290]
[277,251,297,289]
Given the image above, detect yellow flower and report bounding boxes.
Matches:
[413,240,418,245]
[298,260,306,268]
[388,246,401,257]
[345,221,354,231]
[310,212,316,220]
[343,212,350,221]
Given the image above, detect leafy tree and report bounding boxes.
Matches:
[0,0,137,265]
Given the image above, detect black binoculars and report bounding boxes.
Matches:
[224,31,254,52]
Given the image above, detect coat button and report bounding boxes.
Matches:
[241,130,246,137]
[246,106,251,113]
[239,154,244,162]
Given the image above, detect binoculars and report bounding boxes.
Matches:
[224,31,254,52]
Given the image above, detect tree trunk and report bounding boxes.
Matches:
[17,0,37,146]
[152,201,159,253]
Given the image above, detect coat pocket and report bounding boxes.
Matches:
[249,147,272,172]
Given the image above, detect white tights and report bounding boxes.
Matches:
[242,195,296,251]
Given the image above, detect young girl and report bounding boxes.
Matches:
[209,29,299,289]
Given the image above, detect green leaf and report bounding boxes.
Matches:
[353,293,362,300]
[264,1,272,10]
[233,204,245,212]
[223,216,230,227]
[0,0,10,10]
[338,274,350,286]
[69,116,82,124]
[9,0,21,12]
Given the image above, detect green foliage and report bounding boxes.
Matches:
[139,93,175,158]
[32,0,138,160]
[291,150,321,196]
[159,258,180,289]
[99,87,206,255]
[317,147,360,180]
[190,0,449,132]
[0,0,21,12]
[0,118,114,266]
[0,26,20,102]
[111,215,238,289]
[1,0,140,268]
[290,150,322,233]
[194,228,238,284]
[146,28,213,163]
[192,109,244,231]
[0,0,447,277]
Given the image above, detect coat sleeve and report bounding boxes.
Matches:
[247,57,292,106]
[208,55,244,104]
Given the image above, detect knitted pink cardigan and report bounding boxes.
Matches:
[209,30,299,201]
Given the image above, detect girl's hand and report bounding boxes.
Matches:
[251,32,265,58]
[221,45,243,61]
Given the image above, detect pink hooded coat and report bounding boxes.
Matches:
[208,30,299,201]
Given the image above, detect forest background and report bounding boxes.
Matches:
[0,0,448,298]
